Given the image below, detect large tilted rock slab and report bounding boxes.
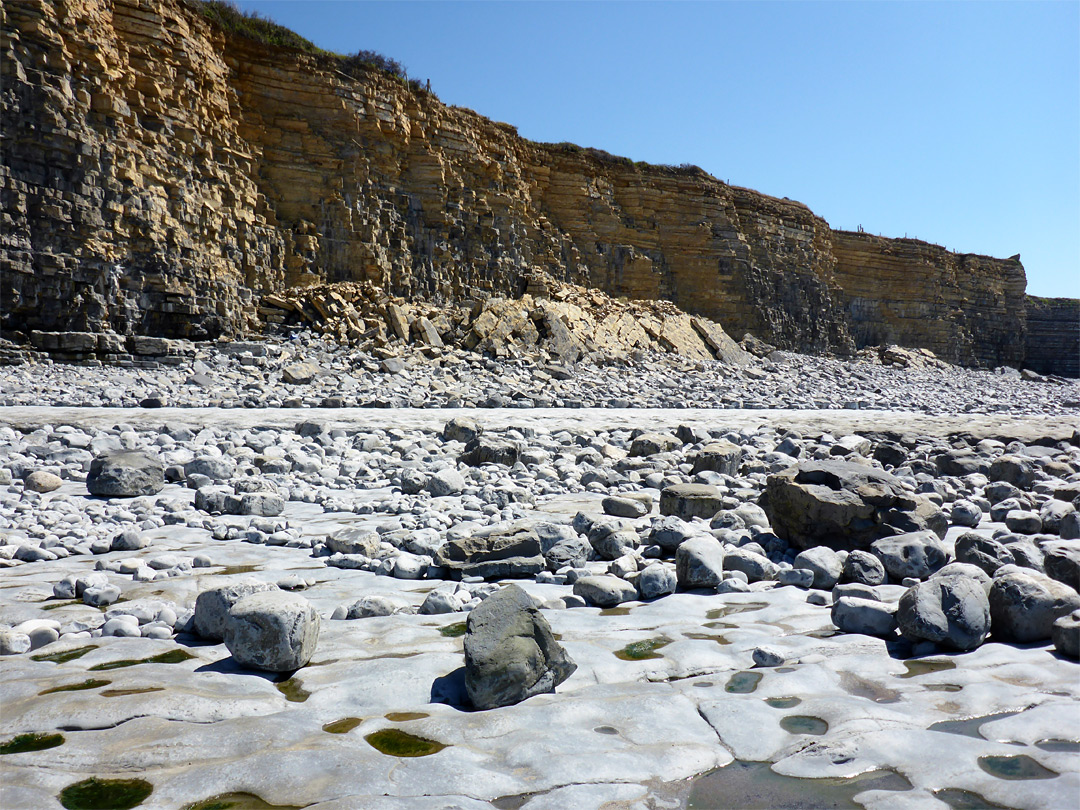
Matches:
[436,526,545,580]
[86,450,164,497]
[464,584,577,710]
[762,460,940,550]
[224,591,320,672]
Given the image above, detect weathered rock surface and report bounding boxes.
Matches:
[763,460,921,550]
[3,0,1071,374]
[86,450,164,497]
[436,527,545,579]
[193,580,279,642]
[897,576,991,651]
[463,584,576,710]
[224,590,320,672]
[988,568,1080,643]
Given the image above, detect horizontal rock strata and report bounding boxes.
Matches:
[1,0,1074,374]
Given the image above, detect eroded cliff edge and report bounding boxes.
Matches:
[2,0,1075,374]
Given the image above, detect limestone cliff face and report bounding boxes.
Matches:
[1,0,1069,373]
[1024,297,1079,378]
[831,232,1027,369]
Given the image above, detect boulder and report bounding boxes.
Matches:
[649,516,700,551]
[573,575,638,607]
[723,547,778,583]
[871,531,949,581]
[194,579,278,641]
[1052,610,1080,659]
[831,596,897,637]
[931,563,992,594]
[954,532,1014,576]
[602,494,651,519]
[988,455,1039,490]
[636,563,678,599]
[897,575,991,651]
[629,433,681,457]
[281,361,322,384]
[435,527,545,579]
[224,591,320,672]
[184,456,236,482]
[325,528,381,558]
[24,471,62,493]
[988,568,1080,642]
[793,547,843,589]
[660,484,724,521]
[690,442,743,476]
[345,595,412,619]
[841,550,886,586]
[950,500,983,529]
[762,460,926,550]
[543,535,592,571]
[427,468,466,497]
[86,450,164,497]
[1043,540,1080,591]
[676,536,725,589]
[589,527,640,562]
[464,584,576,710]
[459,436,522,467]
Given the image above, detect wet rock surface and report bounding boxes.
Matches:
[0,341,1078,810]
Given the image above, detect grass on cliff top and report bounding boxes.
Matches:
[195,1,433,96]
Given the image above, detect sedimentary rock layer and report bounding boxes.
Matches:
[1024,296,1080,378]
[1,0,1072,373]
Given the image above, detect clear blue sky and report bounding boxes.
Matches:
[236,0,1078,298]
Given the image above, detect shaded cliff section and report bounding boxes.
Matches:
[1024,297,1079,378]
[1,0,1073,374]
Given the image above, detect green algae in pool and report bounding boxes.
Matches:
[780,715,828,735]
[183,792,301,810]
[385,711,429,722]
[365,728,447,757]
[925,683,963,692]
[0,732,64,755]
[41,599,80,611]
[599,606,633,616]
[900,658,956,678]
[439,622,467,637]
[688,760,912,809]
[101,686,165,698]
[725,671,762,693]
[594,726,619,735]
[59,777,153,810]
[275,678,310,703]
[31,644,97,664]
[933,788,1018,809]
[615,637,671,661]
[88,649,195,671]
[323,717,363,734]
[39,678,110,695]
[766,697,802,709]
[977,755,1058,780]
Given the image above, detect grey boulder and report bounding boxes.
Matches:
[436,527,545,580]
[831,596,897,637]
[660,484,724,521]
[224,591,320,672]
[841,549,886,586]
[87,450,164,497]
[988,568,1080,642]
[1052,610,1080,659]
[897,575,990,651]
[573,575,638,608]
[194,579,278,641]
[676,536,725,589]
[464,584,576,710]
[793,546,843,590]
[636,563,677,600]
[871,531,948,581]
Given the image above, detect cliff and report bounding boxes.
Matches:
[1024,296,1079,378]
[1,0,1074,374]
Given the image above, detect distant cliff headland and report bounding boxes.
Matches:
[2,0,1076,375]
